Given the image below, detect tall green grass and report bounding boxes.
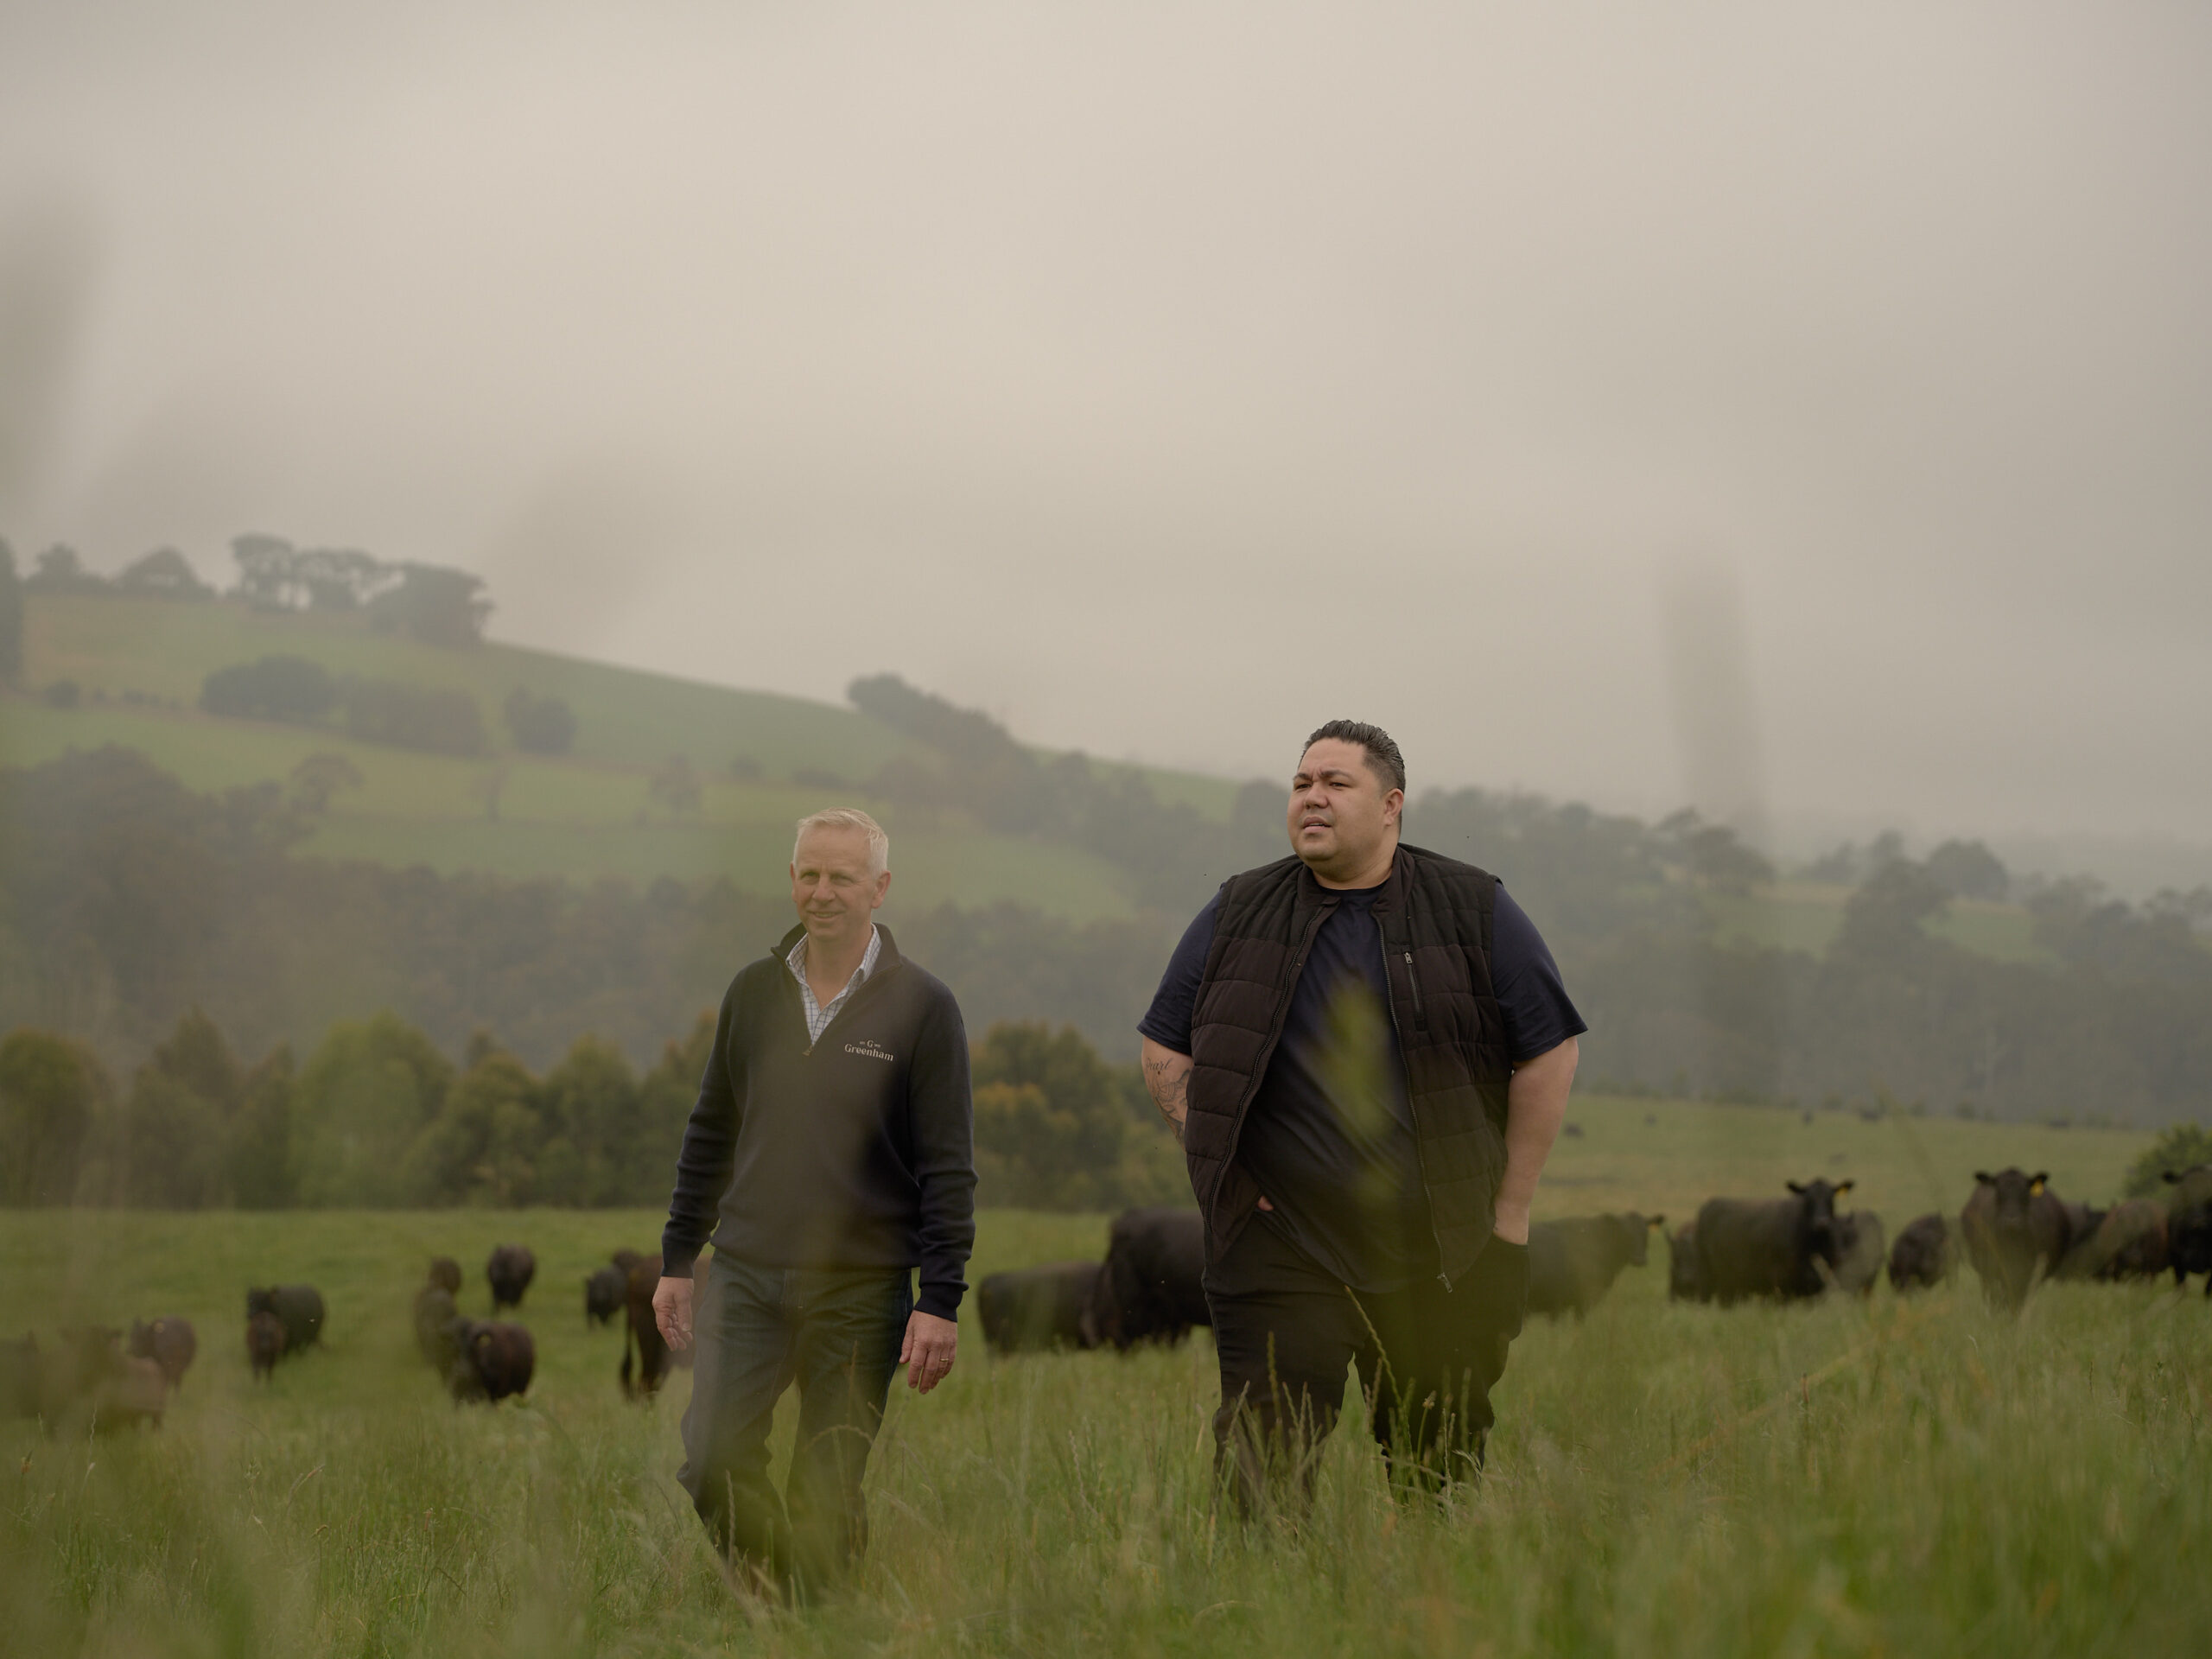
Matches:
[5,1181,2206,1656]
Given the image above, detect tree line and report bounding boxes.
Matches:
[3,736,2210,1128]
[0,1003,1179,1213]
[0,531,493,649]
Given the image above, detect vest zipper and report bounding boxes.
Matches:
[1379,915,1452,1287]
[1402,950,1427,1031]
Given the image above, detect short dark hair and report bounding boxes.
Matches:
[1301,720,1405,795]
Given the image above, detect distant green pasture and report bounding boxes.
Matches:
[22,592,915,779]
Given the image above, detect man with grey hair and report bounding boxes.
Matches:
[654,806,975,1599]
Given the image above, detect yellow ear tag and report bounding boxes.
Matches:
[2030,1181,2044,1194]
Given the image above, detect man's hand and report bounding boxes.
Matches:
[652,1274,695,1351]
[898,1318,960,1397]
[899,1310,957,1394]
[1140,1036,1193,1147]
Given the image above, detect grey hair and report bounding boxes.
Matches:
[792,807,890,876]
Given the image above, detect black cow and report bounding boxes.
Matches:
[486,1244,537,1312]
[245,1285,325,1353]
[2,1333,38,1419]
[1526,1213,1663,1319]
[414,1283,461,1370]
[127,1317,198,1391]
[447,1320,536,1404]
[1886,1213,1955,1292]
[1667,1221,1711,1303]
[1694,1179,1854,1305]
[585,1265,630,1326]
[977,1262,1103,1353]
[427,1257,463,1296]
[2068,1198,2170,1282]
[2164,1166,2212,1295]
[620,1258,675,1399]
[1961,1168,2072,1311]
[1084,1208,1210,1351]
[246,1311,286,1381]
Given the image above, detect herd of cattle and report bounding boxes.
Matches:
[978,1165,2212,1354]
[1668,1163,2212,1314]
[9,1165,2208,1431]
[1,1241,712,1433]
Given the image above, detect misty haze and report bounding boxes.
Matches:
[3,5,2209,1656]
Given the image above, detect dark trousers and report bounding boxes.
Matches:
[678,1255,912,1596]
[1205,1217,1528,1515]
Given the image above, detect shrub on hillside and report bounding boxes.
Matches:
[340,678,486,756]
[201,655,340,723]
[2126,1122,2212,1197]
[504,687,577,754]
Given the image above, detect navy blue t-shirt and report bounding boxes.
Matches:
[1139,875,1586,1291]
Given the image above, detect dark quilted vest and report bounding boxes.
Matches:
[1182,842,1510,1285]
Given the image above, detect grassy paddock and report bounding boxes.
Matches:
[4,1125,2209,1656]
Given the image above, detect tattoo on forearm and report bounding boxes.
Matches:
[1144,1058,1190,1147]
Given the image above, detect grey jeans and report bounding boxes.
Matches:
[678,1254,912,1594]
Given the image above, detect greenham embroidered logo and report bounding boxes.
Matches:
[844,1039,896,1063]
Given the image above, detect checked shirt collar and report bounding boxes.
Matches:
[787,924,882,1045]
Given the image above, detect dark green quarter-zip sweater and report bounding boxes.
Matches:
[660,925,976,1319]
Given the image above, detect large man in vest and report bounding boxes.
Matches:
[1138,721,1584,1509]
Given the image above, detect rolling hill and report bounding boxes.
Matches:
[6,592,1247,923]
[4,589,2071,963]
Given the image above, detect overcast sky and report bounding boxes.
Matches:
[3,2,2207,864]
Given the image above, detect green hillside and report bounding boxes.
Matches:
[4,591,2062,962]
[5,593,1180,922]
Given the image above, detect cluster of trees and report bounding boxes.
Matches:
[0,531,493,648]
[0,1007,703,1210]
[200,654,488,757]
[971,1020,1184,1210]
[0,1003,1179,1212]
[228,535,493,646]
